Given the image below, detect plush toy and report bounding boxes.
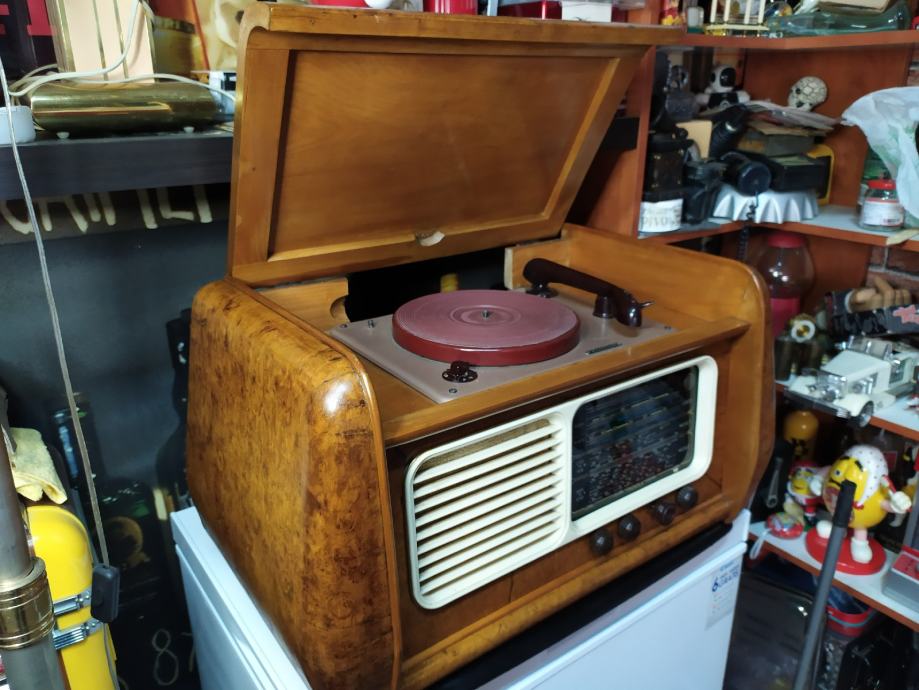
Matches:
[695,65,751,111]
[810,445,912,567]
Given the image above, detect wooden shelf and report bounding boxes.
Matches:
[678,29,919,51]
[639,219,741,243]
[778,377,919,442]
[749,521,918,632]
[639,206,919,250]
[762,205,919,251]
[867,396,919,442]
[0,130,233,201]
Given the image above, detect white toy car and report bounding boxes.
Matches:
[786,337,919,426]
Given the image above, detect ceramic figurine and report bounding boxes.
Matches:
[784,462,821,525]
[808,445,912,573]
[787,76,828,112]
[659,0,682,25]
[783,409,819,463]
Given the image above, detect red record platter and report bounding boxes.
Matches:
[392,290,580,366]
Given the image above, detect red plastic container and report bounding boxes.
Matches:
[498,1,562,18]
[424,0,477,13]
[755,231,815,338]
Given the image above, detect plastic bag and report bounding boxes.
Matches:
[842,87,919,219]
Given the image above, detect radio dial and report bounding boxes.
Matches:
[651,501,676,526]
[676,485,699,510]
[589,528,614,556]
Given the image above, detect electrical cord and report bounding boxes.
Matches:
[71,73,234,104]
[0,46,122,690]
[0,5,227,689]
[0,59,109,566]
[10,63,58,92]
[736,194,758,262]
[8,0,150,98]
[9,0,233,106]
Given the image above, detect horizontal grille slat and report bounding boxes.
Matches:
[417,487,556,555]
[413,438,561,500]
[417,508,560,572]
[412,423,562,485]
[416,499,558,558]
[414,451,560,513]
[414,475,561,538]
[406,414,568,609]
[419,523,561,595]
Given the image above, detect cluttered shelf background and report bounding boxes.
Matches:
[0,1,918,690]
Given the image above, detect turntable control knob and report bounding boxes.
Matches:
[442,361,477,383]
[676,485,699,511]
[651,502,676,526]
[617,514,641,541]
[588,528,614,556]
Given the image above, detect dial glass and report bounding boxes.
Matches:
[571,367,698,520]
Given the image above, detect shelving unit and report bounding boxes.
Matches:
[588,12,919,636]
[638,218,737,243]
[0,130,233,201]
[748,521,918,632]
[639,205,919,249]
[763,205,919,250]
[776,377,919,442]
[679,29,919,51]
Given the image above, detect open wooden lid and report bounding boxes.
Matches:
[229,6,676,286]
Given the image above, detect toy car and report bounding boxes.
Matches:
[786,337,919,425]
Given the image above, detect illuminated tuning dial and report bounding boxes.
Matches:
[617,514,641,541]
[651,501,676,526]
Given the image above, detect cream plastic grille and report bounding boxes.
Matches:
[405,417,566,609]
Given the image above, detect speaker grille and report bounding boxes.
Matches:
[406,417,566,609]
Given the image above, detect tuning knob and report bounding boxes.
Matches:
[676,485,699,511]
[617,514,641,541]
[651,501,676,526]
[589,528,614,556]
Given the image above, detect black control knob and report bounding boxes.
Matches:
[676,485,699,511]
[589,528,614,556]
[442,361,477,383]
[651,501,676,526]
[617,514,641,542]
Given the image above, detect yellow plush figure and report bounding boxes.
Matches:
[811,445,912,563]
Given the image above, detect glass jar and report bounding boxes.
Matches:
[860,179,904,230]
[857,148,890,211]
[754,231,815,337]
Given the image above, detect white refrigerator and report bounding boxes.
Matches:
[173,508,749,690]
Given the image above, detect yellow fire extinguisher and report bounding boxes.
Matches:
[26,504,116,690]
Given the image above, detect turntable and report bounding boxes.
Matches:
[186,7,773,690]
[333,260,671,401]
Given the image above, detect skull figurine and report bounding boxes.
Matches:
[788,76,828,111]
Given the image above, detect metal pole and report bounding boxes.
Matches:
[0,437,67,690]
[2,641,67,690]
[792,479,857,690]
[0,437,29,582]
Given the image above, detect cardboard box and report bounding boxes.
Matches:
[45,0,154,79]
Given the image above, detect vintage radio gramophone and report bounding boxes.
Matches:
[186,6,773,690]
